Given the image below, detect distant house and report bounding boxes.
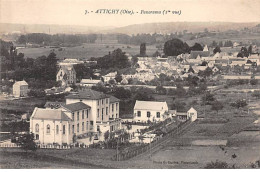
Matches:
[133,100,169,122]
[58,58,84,66]
[13,80,29,98]
[222,75,251,80]
[102,71,117,83]
[203,45,209,51]
[121,78,128,85]
[80,79,101,87]
[56,65,76,86]
[176,107,197,122]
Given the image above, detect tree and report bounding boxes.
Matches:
[140,43,146,57]
[211,101,224,115]
[17,35,27,44]
[202,91,215,105]
[163,38,190,56]
[152,51,161,57]
[250,79,258,85]
[190,43,203,51]
[171,101,186,112]
[16,133,37,152]
[108,79,116,85]
[201,61,208,66]
[211,40,218,47]
[230,99,247,108]
[115,74,123,83]
[213,46,221,54]
[104,131,110,141]
[113,87,131,99]
[156,85,167,95]
[248,45,253,55]
[131,56,138,67]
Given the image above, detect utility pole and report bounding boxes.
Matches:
[116,137,119,161]
[149,134,152,158]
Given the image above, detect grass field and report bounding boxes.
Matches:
[17,43,159,59]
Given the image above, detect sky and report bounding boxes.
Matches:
[1,0,260,27]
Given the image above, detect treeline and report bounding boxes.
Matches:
[17,33,97,46]
[1,39,59,90]
[211,40,233,47]
[17,32,190,46]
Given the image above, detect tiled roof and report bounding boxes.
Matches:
[134,100,167,111]
[14,80,28,86]
[62,102,91,112]
[31,108,71,121]
[44,101,65,109]
[66,89,109,100]
[110,96,120,103]
[80,79,101,84]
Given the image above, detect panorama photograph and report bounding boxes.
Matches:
[0,0,260,169]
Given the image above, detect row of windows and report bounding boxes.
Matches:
[72,121,94,133]
[72,109,89,121]
[35,124,66,135]
[137,111,161,118]
[111,103,118,112]
[97,98,109,106]
[97,107,109,117]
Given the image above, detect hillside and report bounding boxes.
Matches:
[0,22,259,35]
[103,22,259,35]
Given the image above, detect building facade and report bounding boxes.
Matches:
[133,100,169,122]
[13,80,29,98]
[56,65,76,86]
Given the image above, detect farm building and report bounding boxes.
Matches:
[80,79,101,87]
[12,80,29,98]
[133,100,169,122]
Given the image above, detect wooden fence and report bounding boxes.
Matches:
[0,143,90,149]
[111,119,192,161]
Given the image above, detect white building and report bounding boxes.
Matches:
[102,71,117,83]
[80,79,101,87]
[176,107,198,122]
[56,65,76,86]
[13,80,28,98]
[65,89,121,133]
[30,108,73,145]
[30,89,122,145]
[133,100,169,122]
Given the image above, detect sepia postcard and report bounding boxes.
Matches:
[0,0,260,169]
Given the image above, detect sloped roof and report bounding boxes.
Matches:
[62,102,90,112]
[188,107,197,113]
[110,96,120,103]
[66,89,110,100]
[80,79,101,84]
[44,101,65,109]
[31,108,71,121]
[134,100,167,111]
[13,80,28,86]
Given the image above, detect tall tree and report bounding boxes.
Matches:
[140,43,147,57]
[190,43,203,51]
[16,133,37,152]
[213,46,221,54]
[163,38,190,56]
